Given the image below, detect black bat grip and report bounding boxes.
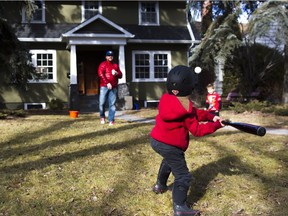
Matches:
[221,120,231,125]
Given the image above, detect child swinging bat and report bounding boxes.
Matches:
[150,65,225,216]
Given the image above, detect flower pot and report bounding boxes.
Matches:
[69,110,79,118]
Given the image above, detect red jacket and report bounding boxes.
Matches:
[98,60,123,88]
[150,93,222,151]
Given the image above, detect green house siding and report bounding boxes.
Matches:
[0,49,70,109]
[159,1,187,26]
[130,82,166,102]
[102,1,139,25]
[46,1,81,23]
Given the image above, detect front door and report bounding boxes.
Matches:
[77,52,100,95]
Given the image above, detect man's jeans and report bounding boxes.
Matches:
[99,87,117,122]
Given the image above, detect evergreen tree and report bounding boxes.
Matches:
[187,0,286,104]
[0,1,40,89]
[188,0,246,93]
[248,0,288,104]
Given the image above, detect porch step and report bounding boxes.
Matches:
[79,95,99,113]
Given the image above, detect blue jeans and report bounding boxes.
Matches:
[99,87,117,122]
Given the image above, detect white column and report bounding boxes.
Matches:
[118,45,126,84]
[70,45,77,84]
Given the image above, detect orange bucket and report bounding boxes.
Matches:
[69,110,79,118]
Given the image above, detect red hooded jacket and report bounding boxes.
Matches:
[98,60,123,88]
[150,93,222,151]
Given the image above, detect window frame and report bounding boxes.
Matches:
[22,0,45,23]
[29,50,57,83]
[81,0,102,22]
[132,50,171,82]
[138,1,159,26]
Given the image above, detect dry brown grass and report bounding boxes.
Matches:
[0,110,287,216]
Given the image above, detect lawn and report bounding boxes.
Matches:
[0,110,287,216]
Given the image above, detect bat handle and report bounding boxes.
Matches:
[221,120,231,125]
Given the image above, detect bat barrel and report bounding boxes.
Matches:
[257,126,266,136]
[222,121,266,137]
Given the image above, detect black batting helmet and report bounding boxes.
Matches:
[166,65,195,96]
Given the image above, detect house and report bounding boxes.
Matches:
[0,0,199,112]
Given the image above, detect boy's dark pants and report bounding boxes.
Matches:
[151,138,192,205]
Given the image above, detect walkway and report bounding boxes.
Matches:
[114,111,288,136]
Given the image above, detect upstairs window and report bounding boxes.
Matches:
[132,51,171,82]
[139,1,159,25]
[22,0,45,23]
[30,50,57,83]
[82,1,102,21]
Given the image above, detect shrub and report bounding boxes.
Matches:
[274,108,288,116]
[230,100,270,113]
[48,98,64,110]
[0,109,26,119]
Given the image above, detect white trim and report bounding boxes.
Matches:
[70,45,77,85]
[18,38,194,44]
[132,50,171,82]
[138,1,160,26]
[67,38,127,46]
[19,38,62,42]
[144,100,159,108]
[29,50,57,83]
[118,45,126,84]
[24,103,46,110]
[187,23,195,41]
[65,33,131,38]
[128,39,193,44]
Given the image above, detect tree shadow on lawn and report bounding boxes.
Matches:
[0,122,153,216]
[0,122,149,174]
[188,155,242,204]
[0,119,148,160]
[0,117,89,150]
[187,137,288,215]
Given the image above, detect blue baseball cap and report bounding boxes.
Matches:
[106,51,114,56]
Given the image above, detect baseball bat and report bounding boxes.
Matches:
[221,120,266,136]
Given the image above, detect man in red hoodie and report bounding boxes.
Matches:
[98,51,122,126]
[150,65,224,216]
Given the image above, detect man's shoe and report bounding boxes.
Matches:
[100,118,105,124]
[152,183,168,194]
[173,203,201,216]
[109,121,114,126]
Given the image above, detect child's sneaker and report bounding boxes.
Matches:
[100,118,105,124]
[109,121,114,126]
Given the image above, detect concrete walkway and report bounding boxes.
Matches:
[114,111,288,136]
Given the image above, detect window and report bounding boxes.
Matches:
[30,50,57,83]
[22,0,45,23]
[24,103,46,110]
[82,1,102,21]
[139,1,159,25]
[132,51,171,82]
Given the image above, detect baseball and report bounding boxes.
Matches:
[194,66,202,74]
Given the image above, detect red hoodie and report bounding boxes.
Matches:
[98,60,123,88]
[150,93,222,151]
